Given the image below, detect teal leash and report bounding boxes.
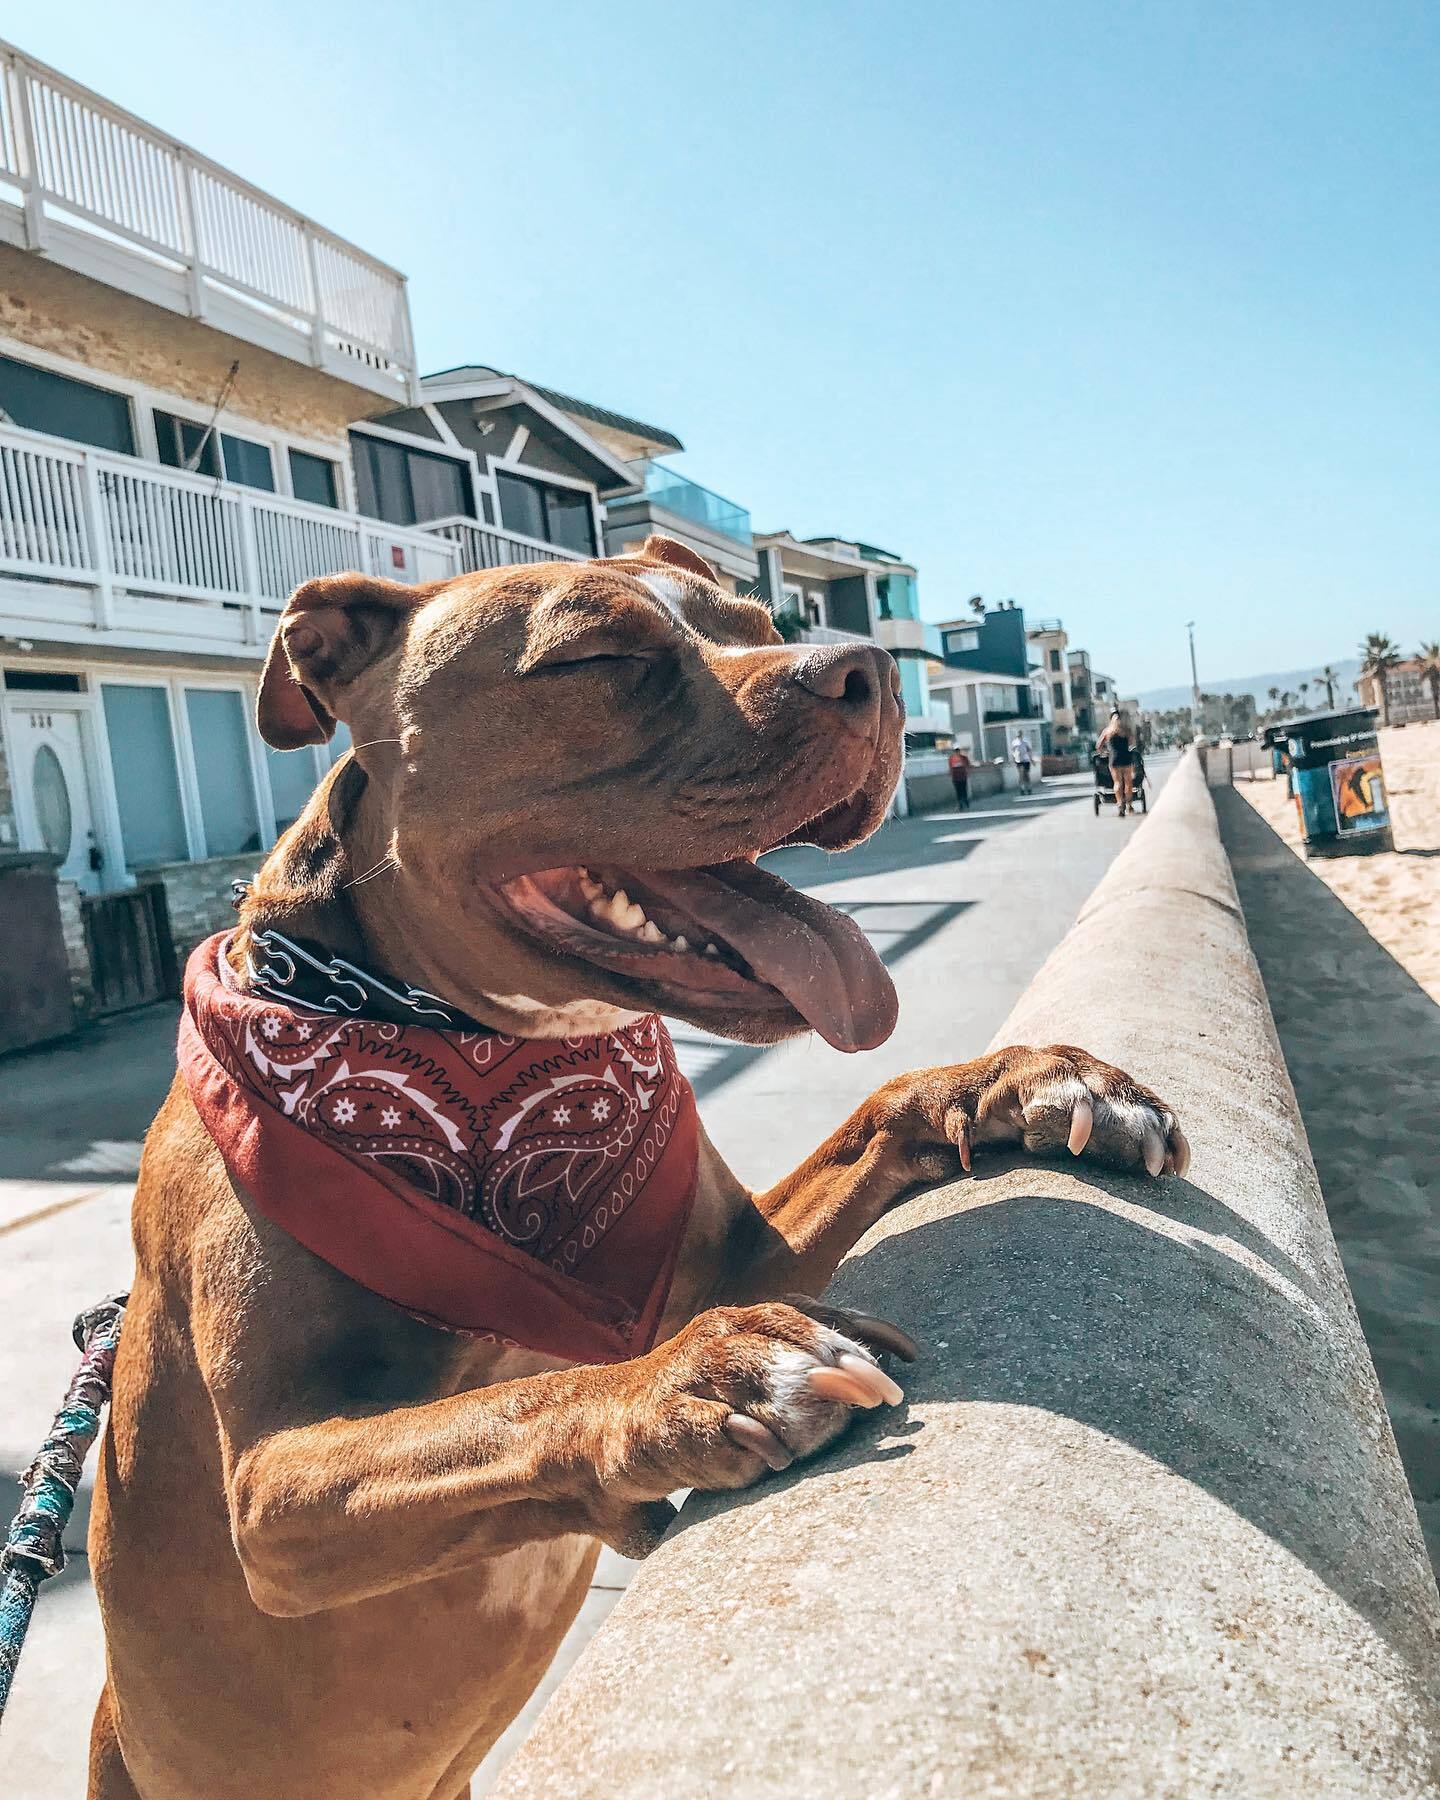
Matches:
[0,1295,127,1724]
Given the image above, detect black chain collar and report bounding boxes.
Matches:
[230,880,489,1033]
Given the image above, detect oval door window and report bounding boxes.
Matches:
[32,743,73,861]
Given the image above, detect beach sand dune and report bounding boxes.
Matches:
[1223,721,1440,1567]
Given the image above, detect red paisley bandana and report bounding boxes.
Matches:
[178,934,700,1363]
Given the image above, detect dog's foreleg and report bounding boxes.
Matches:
[721,1046,1189,1301]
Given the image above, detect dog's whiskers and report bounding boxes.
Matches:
[343,854,400,890]
[350,737,404,753]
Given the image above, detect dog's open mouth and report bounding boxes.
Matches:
[497,847,897,1053]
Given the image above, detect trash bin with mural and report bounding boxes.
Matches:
[1286,708,1393,856]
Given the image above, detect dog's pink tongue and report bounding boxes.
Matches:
[642,861,897,1052]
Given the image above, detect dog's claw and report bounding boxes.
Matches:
[1170,1125,1192,1178]
[725,1413,793,1470]
[807,1364,888,1408]
[837,1352,904,1405]
[834,1312,920,1363]
[1142,1124,1166,1177]
[1067,1096,1094,1156]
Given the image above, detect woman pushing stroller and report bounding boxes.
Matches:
[1097,708,1138,816]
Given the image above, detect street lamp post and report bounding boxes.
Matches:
[1186,620,1201,735]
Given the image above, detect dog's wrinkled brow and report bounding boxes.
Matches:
[632,571,780,650]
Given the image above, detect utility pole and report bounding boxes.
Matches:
[1186,620,1201,735]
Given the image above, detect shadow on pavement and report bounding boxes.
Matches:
[1213,785,1440,1571]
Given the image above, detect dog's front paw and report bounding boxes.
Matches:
[1001,1044,1190,1177]
[595,1301,914,1554]
[882,1046,1189,1180]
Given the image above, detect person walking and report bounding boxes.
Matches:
[948,743,972,810]
[1097,708,1137,816]
[1009,731,1035,795]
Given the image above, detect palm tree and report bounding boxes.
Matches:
[1298,681,1310,711]
[1418,641,1440,719]
[1359,633,1402,726]
[1317,664,1339,708]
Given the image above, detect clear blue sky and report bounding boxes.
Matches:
[19,1,1440,691]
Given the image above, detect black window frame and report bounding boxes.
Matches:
[153,409,275,492]
[288,448,341,509]
[0,354,136,455]
[350,430,474,527]
[495,469,598,556]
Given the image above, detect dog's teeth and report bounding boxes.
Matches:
[578,872,602,900]
[672,935,690,953]
[620,902,648,932]
[702,942,719,957]
[640,920,664,944]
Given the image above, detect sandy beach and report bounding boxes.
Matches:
[1234,721,1440,997]
[1219,721,1440,1564]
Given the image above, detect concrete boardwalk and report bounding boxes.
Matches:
[0,759,1169,1798]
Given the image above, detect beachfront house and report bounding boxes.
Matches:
[0,40,458,1026]
[753,532,947,745]
[1028,618,1076,746]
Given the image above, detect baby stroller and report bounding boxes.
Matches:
[1092,749,1147,815]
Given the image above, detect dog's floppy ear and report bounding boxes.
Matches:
[638,533,720,587]
[257,572,436,749]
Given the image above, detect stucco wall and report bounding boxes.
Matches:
[0,248,379,445]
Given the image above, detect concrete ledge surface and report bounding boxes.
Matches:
[493,750,1440,1798]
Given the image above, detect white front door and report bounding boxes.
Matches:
[8,702,105,891]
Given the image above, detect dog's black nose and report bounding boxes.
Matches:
[793,643,901,734]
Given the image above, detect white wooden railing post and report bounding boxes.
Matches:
[303,231,327,369]
[174,151,208,320]
[7,52,46,251]
[235,491,263,644]
[79,450,115,629]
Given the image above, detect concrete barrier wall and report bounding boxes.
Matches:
[494,749,1440,1798]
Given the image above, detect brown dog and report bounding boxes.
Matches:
[88,536,1186,1799]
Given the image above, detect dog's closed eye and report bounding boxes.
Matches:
[520,619,676,675]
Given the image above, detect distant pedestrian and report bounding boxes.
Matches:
[1097,709,1136,816]
[948,744,972,810]
[1010,731,1035,794]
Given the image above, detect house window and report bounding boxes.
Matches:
[495,471,596,555]
[351,433,471,526]
[945,627,980,658]
[265,744,320,833]
[184,689,262,856]
[1049,648,1061,671]
[0,355,135,454]
[100,684,188,867]
[289,449,340,509]
[154,411,275,491]
[1053,681,1066,708]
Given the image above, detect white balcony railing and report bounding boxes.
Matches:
[0,43,416,398]
[0,420,458,649]
[426,515,587,571]
[794,623,872,646]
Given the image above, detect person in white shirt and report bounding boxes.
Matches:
[1009,732,1035,794]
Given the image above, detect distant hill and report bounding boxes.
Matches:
[1137,658,1362,714]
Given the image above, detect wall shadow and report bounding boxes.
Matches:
[1213,785,1440,1571]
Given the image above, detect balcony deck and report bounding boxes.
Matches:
[0,43,416,401]
[0,419,462,656]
